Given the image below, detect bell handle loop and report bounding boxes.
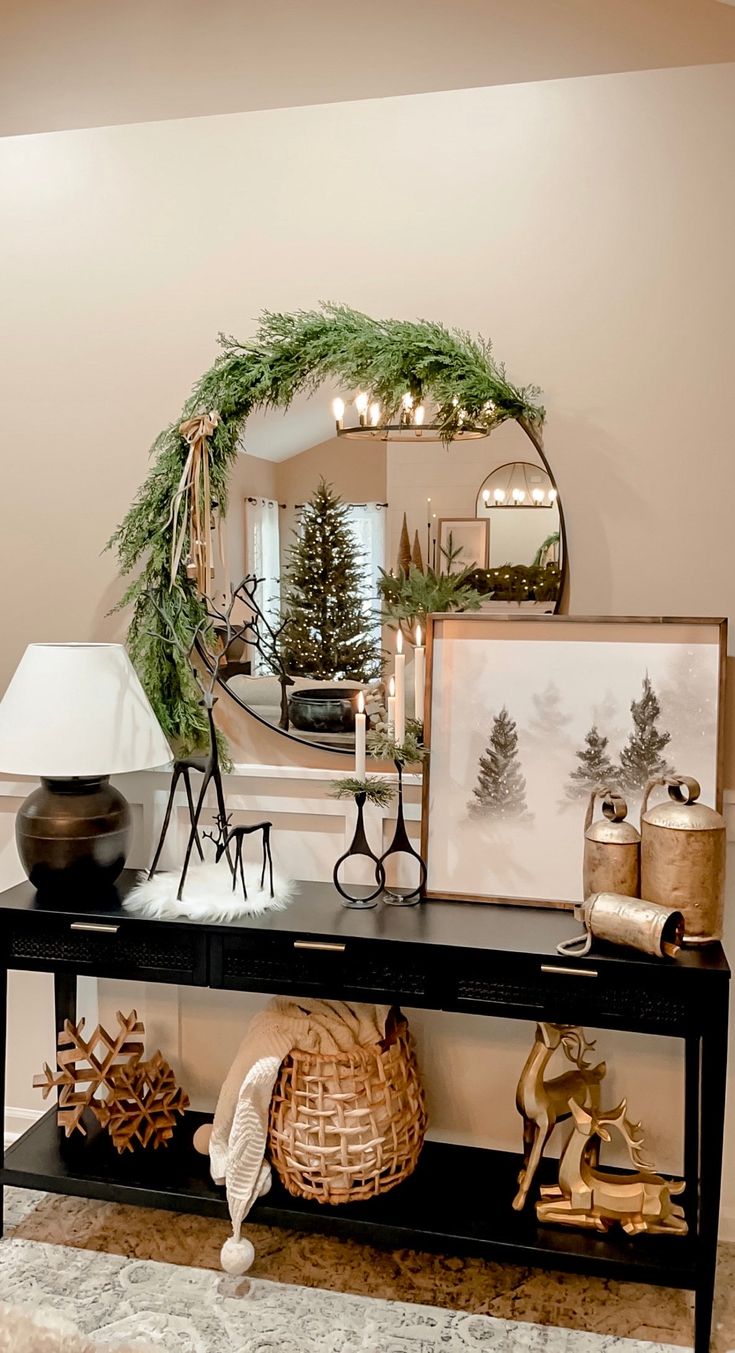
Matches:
[557,931,593,958]
[585,786,627,832]
[667,775,700,806]
[641,776,668,826]
[641,775,701,827]
[602,791,628,823]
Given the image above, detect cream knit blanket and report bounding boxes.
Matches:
[210,997,390,1262]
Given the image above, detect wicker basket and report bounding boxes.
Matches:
[267,1009,427,1205]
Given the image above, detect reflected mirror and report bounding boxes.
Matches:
[217,394,565,751]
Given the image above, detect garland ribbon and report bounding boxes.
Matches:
[168,411,220,593]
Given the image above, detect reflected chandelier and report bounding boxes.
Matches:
[332,393,490,442]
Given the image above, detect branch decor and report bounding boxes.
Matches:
[329,776,396,807]
[367,721,428,766]
[110,304,544,751]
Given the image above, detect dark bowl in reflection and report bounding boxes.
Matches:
[288,687,357,733]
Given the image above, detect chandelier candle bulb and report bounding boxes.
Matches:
[332,397,345,429]
[394,631,406,747]
[355,691,366,780]
[355,392,369,427]
[414,625,425,725]
[387,675,396,734]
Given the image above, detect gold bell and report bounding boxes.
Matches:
[640,776,725,945]
[583,788,640,900]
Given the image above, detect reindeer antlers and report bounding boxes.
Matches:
[559,1026,597,1070]
[203,810,232,849]
[594,1100,654,1171]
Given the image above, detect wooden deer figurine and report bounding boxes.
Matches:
[207,820,274,900]
[537,1098,687,1235]
[513,1023,606,1211]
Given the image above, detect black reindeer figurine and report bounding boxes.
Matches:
[206,817,275,900]
[144,594,237,899]
[145,581,287,900]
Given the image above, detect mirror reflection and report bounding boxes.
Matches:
[218,400,564,750]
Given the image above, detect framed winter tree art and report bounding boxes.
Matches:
[421,614,726,908]
[437,518,490,572]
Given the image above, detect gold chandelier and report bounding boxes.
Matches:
[331,392,489,442]
[480,461,558,508]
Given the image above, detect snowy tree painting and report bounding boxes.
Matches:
[470,707,529,819]
[618,673,673,792]
[527,680,571,742]
[566,725,617,800]
[425,621,721,907]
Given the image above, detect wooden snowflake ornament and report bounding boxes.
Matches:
[33,1009,188,1150]
[95,1051,190,1152]
[33,1010,145,1137]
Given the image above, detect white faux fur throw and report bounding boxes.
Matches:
[124,863,297,922]
[209,998,390,1271]
[0,1304,153,1353]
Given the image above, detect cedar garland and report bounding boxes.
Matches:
[110,304,544,752]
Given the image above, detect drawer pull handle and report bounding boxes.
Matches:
[541,963,598,979]
[70,922,120,935]
[293,940,346,954]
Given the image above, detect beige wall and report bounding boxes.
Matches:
[3,64,734,732]
[3,0,735,136]
[2,63,735,1219]
[275,435,387,577]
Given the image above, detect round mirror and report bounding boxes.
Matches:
[473,423,563,611]
[215,393,566,752]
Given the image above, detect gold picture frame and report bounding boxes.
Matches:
[437,517,490,571]
[421,614,726,908]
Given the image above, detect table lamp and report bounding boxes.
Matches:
[0,643,172,894]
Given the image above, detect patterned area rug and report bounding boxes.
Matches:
[0,1234,681,1353]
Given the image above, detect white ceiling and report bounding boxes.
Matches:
[241,385,342,463]
[2,0,735,137]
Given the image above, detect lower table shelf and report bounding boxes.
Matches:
[2,1108,697,1288]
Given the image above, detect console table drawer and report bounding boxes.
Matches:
[453,957,689,1033]
[5,917,206,985]
[212,932,432,1004]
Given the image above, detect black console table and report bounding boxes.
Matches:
[0,871,729,1352]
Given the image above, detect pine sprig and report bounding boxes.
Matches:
[367,722,428,766]
[109,304,544,750]
[329,776,396,807]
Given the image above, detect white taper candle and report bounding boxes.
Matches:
[355,690,366,780]
[394,630,406,747]
[387,675,396,734]
[414,624,425,725]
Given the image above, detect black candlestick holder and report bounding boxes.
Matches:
[333,791,386,908]
[378,760,427,906]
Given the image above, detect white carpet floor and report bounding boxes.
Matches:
[0,1191,683,1353]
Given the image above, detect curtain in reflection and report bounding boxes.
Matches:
[245,498,281,674]
[345,502,386,644]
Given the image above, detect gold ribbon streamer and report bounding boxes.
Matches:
[167,411,220,593]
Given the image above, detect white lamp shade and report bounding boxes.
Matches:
[0,644,173,778]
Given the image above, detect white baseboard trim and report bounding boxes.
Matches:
[3,1105,43,1148]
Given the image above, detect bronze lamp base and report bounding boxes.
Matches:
[16,776,131,894]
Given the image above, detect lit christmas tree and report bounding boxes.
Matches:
[566,724,617,800]
[281,479,379,680]
[470,707,529,818]
[619,673,672,792]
